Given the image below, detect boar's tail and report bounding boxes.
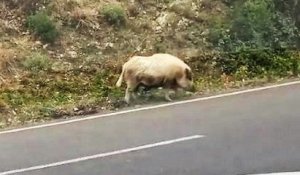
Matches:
[116,66,125,87]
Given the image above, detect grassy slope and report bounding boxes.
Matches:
[0,0,297,128]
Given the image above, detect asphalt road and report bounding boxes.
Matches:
[0,82,300,175]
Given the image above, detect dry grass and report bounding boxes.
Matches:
[0,99,8,111]
[0,2,6,15]
[0,48,18,74]
[127,3,140,17]
[51,0,121,30]
[70,6,99,29]
[0,2,24,35]
[51,0,120,15]
[0,47,18,86]
[0,2,11,32]
[0,37,29,86]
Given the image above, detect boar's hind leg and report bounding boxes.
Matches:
[164,91,173,102]
[125,82,138,104]
[163,79,177,102]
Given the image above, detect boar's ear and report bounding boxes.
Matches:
[185,68,192,80]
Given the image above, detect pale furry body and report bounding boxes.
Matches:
[116,53,193,103]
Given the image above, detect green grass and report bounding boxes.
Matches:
[22,52,52,73]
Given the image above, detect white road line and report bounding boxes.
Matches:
[0,135,204,175]
[1,80,300,135]
[249,172,300,175]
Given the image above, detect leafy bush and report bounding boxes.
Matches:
[210,0,299,52]
[205,0,300,80]
[27,12,59,43]
[102,5,126,27]
[231,0,274,45]
[22,53,52,72]
[188,49,300,81]
[216,49,300,78]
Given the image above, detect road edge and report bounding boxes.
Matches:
[1,80,300,135]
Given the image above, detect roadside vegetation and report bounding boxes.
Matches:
[0,0,299,128]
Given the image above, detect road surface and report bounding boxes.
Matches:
[0,81,300,175]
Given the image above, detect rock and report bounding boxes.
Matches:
[43,44,49,49]
[155,26,162,33]
[170,0,200,20]
[68,51,78,58]
[156,12,179,28]
[35,41,42,46]
[156,12,169,27]
[104,42,114,48]
[58,54,64,59]
[177,17,190,29]
[169,0,194,14]
[184,48,202,58]
[185,91,194,96]
[52,62,73,72]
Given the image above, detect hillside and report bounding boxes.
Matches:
[0,0,299,128]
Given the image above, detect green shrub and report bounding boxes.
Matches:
[1,91,28,107]
[231,0,274,45]
[102,5,126,27]
[216,49,299,78]
[210,0,299,51]
[206,0,300,81]
[22,53,52,72]
[27,12,59,43]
